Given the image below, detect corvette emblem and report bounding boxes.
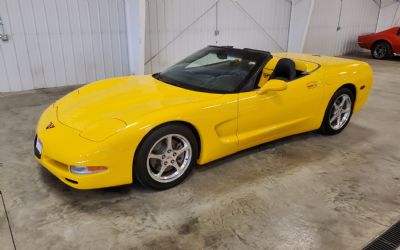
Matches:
[46,122,55,130]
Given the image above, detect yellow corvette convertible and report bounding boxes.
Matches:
[34,46,373,190]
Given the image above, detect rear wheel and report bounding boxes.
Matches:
[134,124,198,190]
[320,88,354,135]
[371,41,393,59]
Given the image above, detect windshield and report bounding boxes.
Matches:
[155,46,270,93]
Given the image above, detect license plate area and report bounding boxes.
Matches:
[34,135,43,159]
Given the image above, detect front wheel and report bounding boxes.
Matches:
[320,88,354,135]
[134,124,198,190]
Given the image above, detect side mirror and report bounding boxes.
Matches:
[257,79,287,95]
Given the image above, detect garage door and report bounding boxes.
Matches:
[0,0,129,92]
[145,0,291,74]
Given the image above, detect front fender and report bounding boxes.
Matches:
[117,94,239,166]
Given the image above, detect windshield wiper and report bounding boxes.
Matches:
[152,72,161,80]
[153,73,183,88]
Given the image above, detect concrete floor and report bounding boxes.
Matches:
[0,53,399,250]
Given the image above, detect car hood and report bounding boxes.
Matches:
[56,75,221,132]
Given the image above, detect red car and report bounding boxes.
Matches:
[358,26,400,59]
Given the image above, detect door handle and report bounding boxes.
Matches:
[306,81,319,89]
[0,17,9,42]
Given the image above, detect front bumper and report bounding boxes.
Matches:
[35,105,134,189]
[34,143,112,189]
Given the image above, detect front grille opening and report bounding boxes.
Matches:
[363,220,400,250]
[43,156,68,172]
[65,178,78,184]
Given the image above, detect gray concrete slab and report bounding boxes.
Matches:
[0,193,14,250]
[0,54,399,249]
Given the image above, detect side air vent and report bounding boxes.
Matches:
[65,178,78,184]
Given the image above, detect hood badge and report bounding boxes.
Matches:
[46,122,55,130]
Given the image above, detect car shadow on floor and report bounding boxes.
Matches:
[196,131,318,172]
[38,131,317,194]
[38,122,375,205]
[37,135,310,204]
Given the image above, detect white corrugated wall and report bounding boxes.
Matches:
[396,4,400,25]
[1,0,398,92]
[377,0,400,31]
[303,0,380,56]
[288,0,314,52]
[144,0,291,74]
[0,0,129,92]
[145,0,217,74]
[396,11,400,25]
[216,0,291,52]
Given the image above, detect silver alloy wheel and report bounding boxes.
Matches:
[147,134,192,183]
[329,94,352,130]
[373,44,387,58]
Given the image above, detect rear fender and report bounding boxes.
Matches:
[321,62,373,113]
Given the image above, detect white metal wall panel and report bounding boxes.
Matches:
[0,0,129,92]
[145,0,217,74]
[304,0,379,56]
[335,0,379,55]
[377,1,400,31]
[217,0,291,52]
[145,0,291,74]
[396,7,400,25]
[0,0,22,91]
[288,0,314,53]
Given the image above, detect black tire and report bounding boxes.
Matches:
[320,88,355,135]
[371,41,393,59]
[134,124,198,190]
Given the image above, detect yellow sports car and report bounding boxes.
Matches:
[34,46,373,190]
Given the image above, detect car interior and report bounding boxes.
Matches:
[159,47,320,93]
[257,57,314,88]
[160,49,265,93]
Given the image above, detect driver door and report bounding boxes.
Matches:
[237,73,323,149]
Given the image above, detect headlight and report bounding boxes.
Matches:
[70,166,108,174]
